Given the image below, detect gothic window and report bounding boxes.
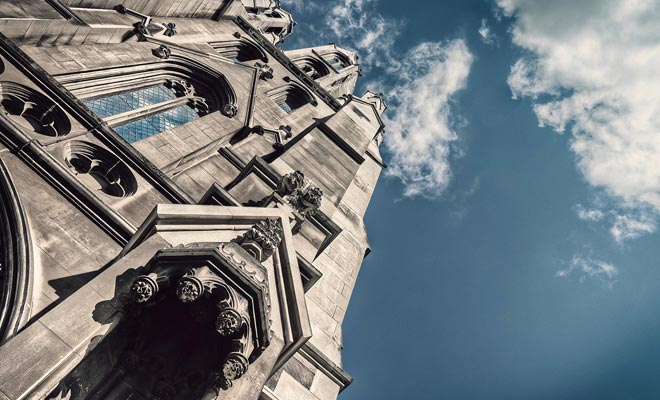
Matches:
[212,40,268,63]
[57,57,237,144]
[83,81,204,143]
[293,57,330,79]
[268,83,317,113]
[322,52,352,71]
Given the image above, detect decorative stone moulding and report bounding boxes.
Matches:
[164,22,177,37]
[153,44,171,59]
[221,103,239,118]
[0,81,71,137]
[233,219,283,262]
[165,78,194,97]
[63,140,138,198]
[127,241,271,394]
[255,61,274,80]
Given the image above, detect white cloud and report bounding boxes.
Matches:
[610,213,656,244]
[556,255,619,286]
[498,0,660,237]
[478,19,495,45]
[326,0,403,69]
[575,204,605,222]
[383,40,474,198]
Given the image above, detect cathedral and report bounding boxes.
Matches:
[0,0,385,399]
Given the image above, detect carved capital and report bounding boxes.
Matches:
[153,44,171,59]
[221,103,238,118]
[234,219,283,262]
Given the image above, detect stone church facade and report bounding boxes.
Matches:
[0,1,385,399]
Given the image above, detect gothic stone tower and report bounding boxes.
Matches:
[0,1,386,399]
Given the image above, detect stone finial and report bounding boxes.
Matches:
[255,62,274,80]
[277,170,304,196]
[221,103,238,118]
[234,219,283,262]
[164,22,177,37]
[153,44,171,59]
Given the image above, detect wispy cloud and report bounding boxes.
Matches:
[478,19,495,45]
[384,40,474,198]
[498,0,660,240]
[282,0,474,199]
[610,213,656,244]
[575,204,605,222]
[556,255,619,287]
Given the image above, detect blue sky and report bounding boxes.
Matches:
[283,1,660,398]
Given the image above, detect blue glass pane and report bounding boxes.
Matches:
[113,105,199,143]
[279,102,293,113]
[84,85,177,118]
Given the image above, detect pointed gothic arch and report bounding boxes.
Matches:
[293,56,330,79]
[56,55,238,143]
[268,81,318,113]
[0,160,32,343]
[211,39,268,63]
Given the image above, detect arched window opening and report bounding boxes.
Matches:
[57,57,237,144]
[268,83,317,113]
[293,57,330,80]
[211,40,268,63]
[322,52,352,71]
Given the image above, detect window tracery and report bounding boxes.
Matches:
[57,57,237,143]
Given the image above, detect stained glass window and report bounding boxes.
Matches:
[83,84,199,143]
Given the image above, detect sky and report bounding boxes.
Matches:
[282,1,660,399]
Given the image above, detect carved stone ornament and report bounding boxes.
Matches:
[234,219,283,262]
[277,170,305,196]
[153,44,171,59]
[164,22,177,37]
[188,98,209,116]
[130,274,158,303]
[255,61,274,80]
[222,353,249,382]
[221,103,238,118]
[165,79,194,97]
[287,186,323,217]
[216,308,242,336]
[176,275,203,302]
